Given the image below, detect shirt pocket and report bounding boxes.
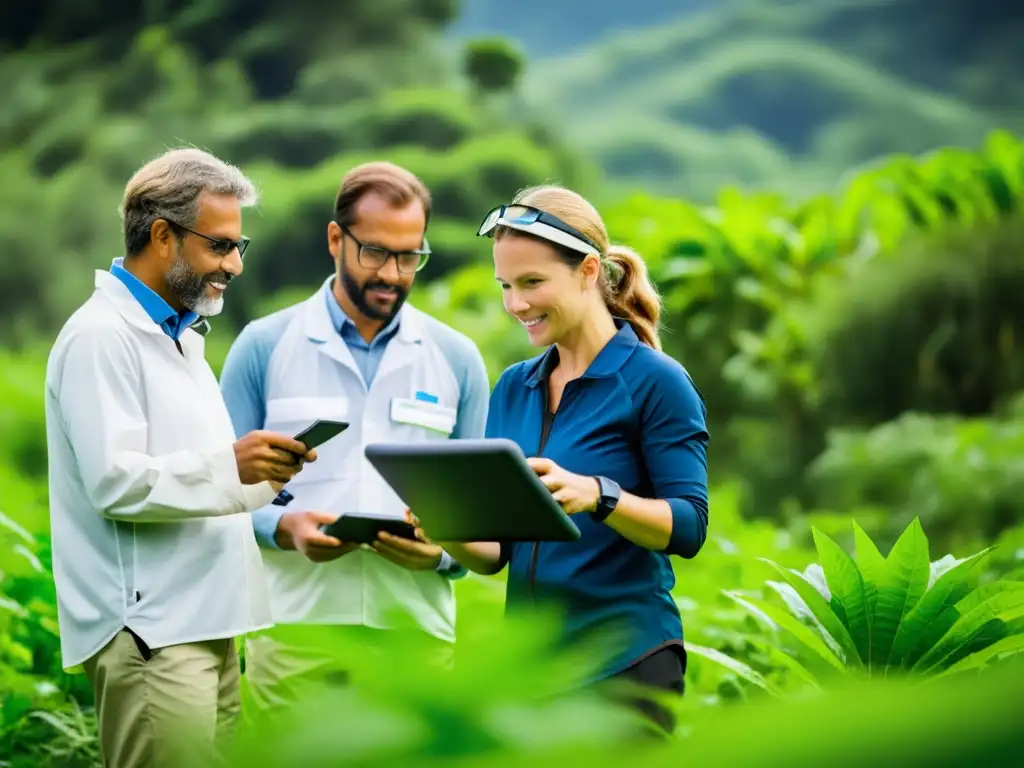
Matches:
[265,396,349,427]
[389,397,457,439]
[264,396,352,483]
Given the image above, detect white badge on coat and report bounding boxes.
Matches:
[390,391,457,435]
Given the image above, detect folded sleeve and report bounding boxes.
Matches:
[54,328,276,522]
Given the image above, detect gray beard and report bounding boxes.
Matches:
[166,252,224,317]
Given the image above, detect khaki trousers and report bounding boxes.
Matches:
[83,629,241,768]
[243,624,454,713]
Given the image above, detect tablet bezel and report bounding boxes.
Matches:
[364,438,582,543]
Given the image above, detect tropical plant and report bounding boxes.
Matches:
[691,517,1024,692]
[597,129,1024,514]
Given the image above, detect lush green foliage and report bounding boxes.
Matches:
[0,2,592,347]
[6,127,1024,764]
[5,2,1024,764]
[695,518,1024,690]
[601,130,1024,523]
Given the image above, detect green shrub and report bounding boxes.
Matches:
[812,218,1024,427]
[808,410,1024,553]
[0,348,49,478]
[695,518,1024,690]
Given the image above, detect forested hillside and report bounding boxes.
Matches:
[0,0,579,346]
[502,0,1024,198]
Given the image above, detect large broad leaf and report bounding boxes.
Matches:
[810,529,871,669]
[724,591,846,675]
[932,634,1024,680]
[852,521,884,664]
[760,556,861,669]
[764,580,846,662]
[912,580,1024,665]
[887,549,991,670]
[871,518,931,669]
[913,587,1024,672]
[940,614,1016,670]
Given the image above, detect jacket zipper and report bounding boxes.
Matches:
[528,381,565,603]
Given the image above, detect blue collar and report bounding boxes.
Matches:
[525,319,639,388]
[324,278,402,344]
[109,258,200,341]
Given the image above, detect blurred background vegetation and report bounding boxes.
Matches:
[3,0,1024,764]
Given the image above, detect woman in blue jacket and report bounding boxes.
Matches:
[422,184,709,733]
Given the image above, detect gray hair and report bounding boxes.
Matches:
[120,147,259,257]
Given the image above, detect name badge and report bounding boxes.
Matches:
[390,397,457,435]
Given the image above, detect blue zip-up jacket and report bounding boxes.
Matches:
[487,320,710,681]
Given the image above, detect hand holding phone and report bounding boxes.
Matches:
[269,420,349,503]
[234,430,314,486]
[294,419,349,451]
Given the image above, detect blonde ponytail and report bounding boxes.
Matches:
[602,244,662,350]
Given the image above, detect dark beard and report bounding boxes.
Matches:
[340,262,407,322]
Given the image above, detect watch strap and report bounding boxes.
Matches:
[590,475,621,523]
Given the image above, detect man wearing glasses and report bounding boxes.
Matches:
[219,161,490,708]
[44,148,316,768]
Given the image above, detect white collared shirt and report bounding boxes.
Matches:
[44,270,278,669]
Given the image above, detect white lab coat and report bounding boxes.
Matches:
[44,270,277,669]
[256,281,463,642]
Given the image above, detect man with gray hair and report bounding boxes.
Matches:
[44,147,315,767]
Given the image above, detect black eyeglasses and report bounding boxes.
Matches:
[165,219,250,259]
[339,223,431,275]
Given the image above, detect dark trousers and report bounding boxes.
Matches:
[602,645,686,736]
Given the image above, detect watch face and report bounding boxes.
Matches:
[600,477,619,504]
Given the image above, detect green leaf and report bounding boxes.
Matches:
[810,530,870,669]
[915,580,1022,659]
[760,557,862,669]
[932,634,1024,679]
[0,595,26,616]
[685,643,785,697]
[747,636,823,692]
[872,518,931,669]
[852,521,885,663]
[724,591,846,674]
[888,549,990,670]
[913,586,1024,672]
[0,511,33,545]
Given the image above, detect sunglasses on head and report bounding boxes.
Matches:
[476,204,600,256]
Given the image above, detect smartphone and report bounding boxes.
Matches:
[293,419,349,450]
[320,514,418,544]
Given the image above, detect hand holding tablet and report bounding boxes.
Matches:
[319,513,418,544]
[363,438,581,542]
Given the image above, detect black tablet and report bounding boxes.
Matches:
[363,438,581,542]
[321,514,417,544]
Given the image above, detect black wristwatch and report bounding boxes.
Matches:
[590,476,621,523]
